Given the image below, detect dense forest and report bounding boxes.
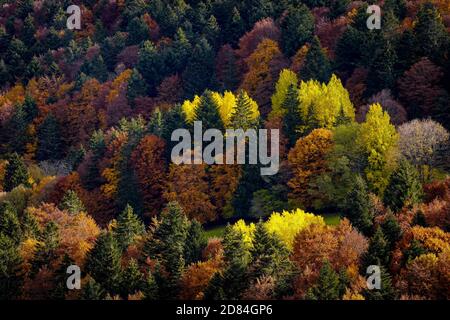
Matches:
[0,0,449,300]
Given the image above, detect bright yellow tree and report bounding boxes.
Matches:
[270,69,298,118]
[298,74,355,129]
[265,208,325,250]
[357,103,399,195]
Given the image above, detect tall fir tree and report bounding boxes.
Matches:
[0,234,24,300]
[194,90,224,131]
[59,190,85,215]
[114,204,145,251]
[119,258,144,299]
[383,160,423,212]
[36,113,63,161]
[126,68,148,106]
[305,260,340,300]
[344,175,374,236]
[362,227,390,270]
[183,220,207,266]
[300,36,332,83]
[229,90,257,130]
[0,202,22,244]
[86,232,123,295]
[3,153,29,192]
[363,266,397,300]
[144,202,189,299]
[182,38,215,99]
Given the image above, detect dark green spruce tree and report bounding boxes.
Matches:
[305,261,340,300]
[362,227,390,270]
[144,202,189,299]
[344,175,374,235]
[383,160,423,212]
[183,220,207,266]
[59,190,85,215]
[3,153,29,192]
[36,113,63,161]
[301,36,332,83]
[114,204,145,251]
[85,232,123,295]
[0,234,24,300]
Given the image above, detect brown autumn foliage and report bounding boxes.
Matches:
[291,220,368,298]
[179,257,222,300]
[240,39,288,118]
[131,135,167,218]
[209,164,241,219]
[27,203,100,266]
[287,129,334,208]
[397,58,446,117]
[345,67,368,109]
[164,163,216,223]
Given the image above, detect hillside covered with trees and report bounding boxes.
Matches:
[0,0,449,300]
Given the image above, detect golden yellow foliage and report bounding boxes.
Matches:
[265,208,325,250]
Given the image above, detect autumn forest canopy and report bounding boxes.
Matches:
[0,0,450,301]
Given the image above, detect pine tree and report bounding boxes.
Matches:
[127,68,148,106]
[384,0,407,20]
[203,272,226,300]
[184,220,207,266]
[143,272,159,300]
[204,15,220,49]
[3,153,29,192]
[280,4,314,56]
[301,36,332,83]
[220,225,250,299]
[21,210,40,239]
[298,103,320,136]
[59,190,85,215]
[148,108,165,137]
[0,234,24,300]
[85,232,123,295]
[144,202,188,299]
[0,59,9,84]
[31,221,60,275]
[0,202,22,244]
[366,40,398,95]
[305,261,340,300]
[413,2,448,63]
[362,227,389,270]
[380,213,402,249]
[82,278,106,300]
[249,221,291,283]
[383,160,423,212]
[6,105,29,154]
[114,204,145,251]
[229,90,257,130]
[282,84,301,147]
[22,14,36,47]
[194,90,224,131]
[126,16,150,45]
[81,54,108,82]
[162,104,187,160]
[22,95,38,124]
[36,113,63,161]
[363,266,397,300]
[344,175,374,235]
[182,38,215,99]
[120,258,144,299]
[51,254,74,300]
